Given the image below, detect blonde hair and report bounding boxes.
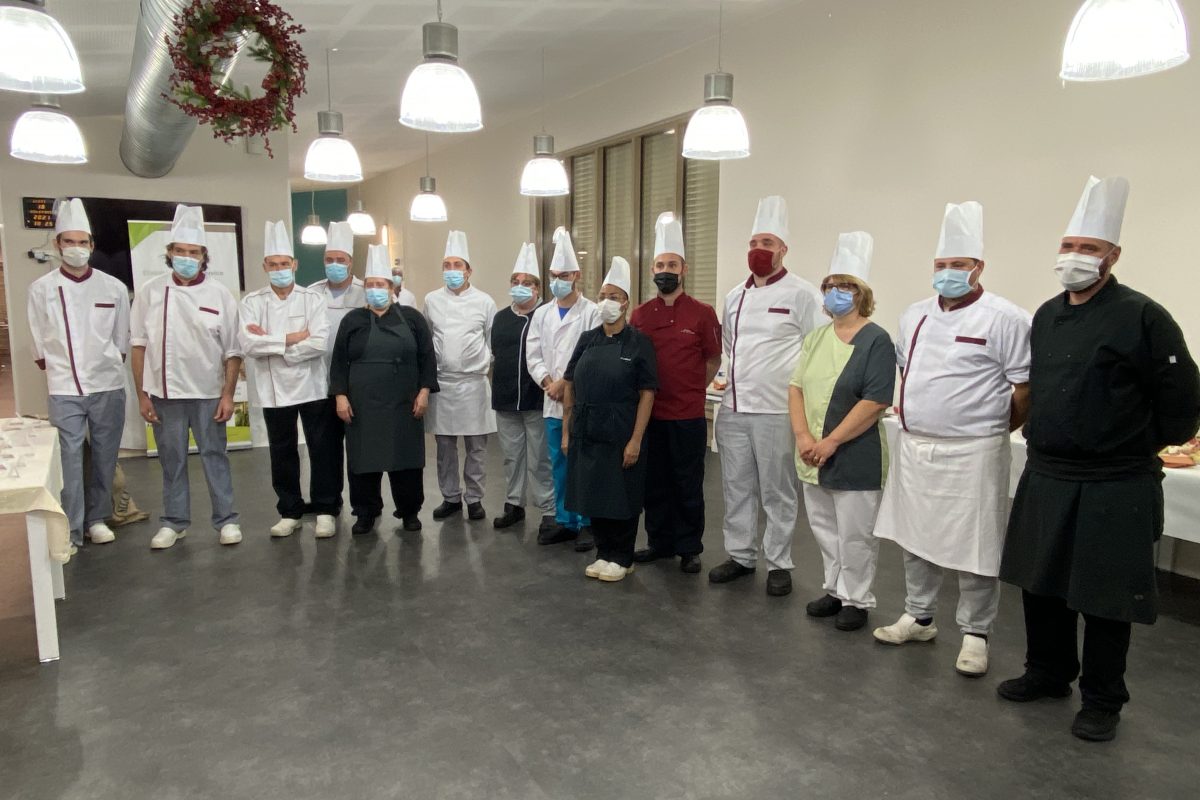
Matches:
[823,273,875,318]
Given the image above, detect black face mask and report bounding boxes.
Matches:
[653,272,681,294]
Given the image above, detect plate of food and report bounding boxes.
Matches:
[1160,438,1200,468]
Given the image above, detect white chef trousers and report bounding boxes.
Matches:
[47,389,126,545]
[802,484,882,609]
[903,551,1001,635]
[436,434,488,504]
[715,409,798,571]
[496,410,554,514]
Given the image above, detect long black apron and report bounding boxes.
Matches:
[565,334,647,520]
[345,313,425,474]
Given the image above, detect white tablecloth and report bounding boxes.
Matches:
[0,420,71,563]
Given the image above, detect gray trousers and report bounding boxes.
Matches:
[47,389,126,545]
[904,551,1001,635]
[151,397,239,532]
[435,434,488,504]
[496,410,555,513]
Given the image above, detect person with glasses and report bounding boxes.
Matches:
[789,232,895,632]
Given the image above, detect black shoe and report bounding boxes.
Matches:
[633,547,671,563]
[679,554,701,574]
[806,594,843,618]
[834,605,868,631]
[708,559,756,583]
[766,569,792,597]
[493,503,525,529]
[538,514,558,534]
[574,528,594,552]
[537,525,578,545]
[432,501,463,520]
[467,502,486,521]
[996,674,1074,703]
[402,515,422,531]
[351,515,377,535]
[1071,708,1120,742]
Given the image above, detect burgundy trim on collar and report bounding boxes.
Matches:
[938,284,984,312]
[743,268,789,289]
[59,266,93,283]
[172,270,207,287]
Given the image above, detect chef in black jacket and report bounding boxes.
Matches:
[999,176,1200,743]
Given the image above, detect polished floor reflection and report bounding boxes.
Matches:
[2,441,1199,799]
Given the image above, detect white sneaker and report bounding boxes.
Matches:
[87,523,116,544]
[585,559,610,578]
[150,527,184,550]
[873,613,938,645]
[597,562,632,582]
[270,518,301,538]
[956,634,989,676]
[219,524,242,545]
[314,515,337,538]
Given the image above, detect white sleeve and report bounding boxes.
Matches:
[223,290,243,361]
[721,291,735,358]
[801,284,825,337]
[1000,307,1033,384]
[129,287,149,348]
[282,293,329,366]
[26,282,46,363]
[894,312,910,371]
[237,295,285,358]
[525,306,550,385]
[114,287,131,357]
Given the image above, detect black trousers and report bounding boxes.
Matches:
[262,398,343,518]
[349,469,424,519]
[593,516,639,568]
[1022,590,1133,712]
[643,417,707,556]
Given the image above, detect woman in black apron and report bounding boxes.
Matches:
[563,274,657,582]
[329,274,438,534]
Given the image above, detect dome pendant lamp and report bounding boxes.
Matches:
[683,1,750,160]
[1061,0,1190,81]
[304,49,364,183]
[400,0,483,133]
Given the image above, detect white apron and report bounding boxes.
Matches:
[874,430,1011,576]
[426,373,497,436]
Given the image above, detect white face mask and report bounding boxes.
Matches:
[598,298,625,324]
[1054,252,1105,292]
[60,246,90,269]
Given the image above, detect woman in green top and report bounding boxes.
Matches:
[788,233,895,632]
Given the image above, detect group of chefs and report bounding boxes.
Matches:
[28,172,1199,744]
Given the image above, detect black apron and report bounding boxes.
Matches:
[345,313,425,474]
[565,333,648,520]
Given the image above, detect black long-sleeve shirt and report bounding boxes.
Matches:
[328,305,439,397]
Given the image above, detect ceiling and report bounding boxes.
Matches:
[0,0,791,183]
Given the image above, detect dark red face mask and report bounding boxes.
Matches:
[748,248,776,277]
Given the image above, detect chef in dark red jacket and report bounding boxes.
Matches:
[629,213,722,573]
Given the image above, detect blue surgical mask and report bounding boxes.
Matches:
[392,274,404,288]
[443,269,465,290]
[823,288,855,317]
[268,269,294,288]
[510,285,535,303]
[932,267,975,299]
[550,278,575,299]
[324,263,349,283]
[172,256,200,280]
[365,288,391,309]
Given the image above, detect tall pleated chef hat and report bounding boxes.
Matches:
[511,242,539,277]
[365,243,391,279]
[602,256,632,296]
[550,226,580,272]
[653,212,685,260]
[444,230,470,264]
[263,220,293,259]
[750,195,789,244]
[827,231,874,282]
[325,221,354,255]
[169,204,206,247]
[1064,175,1130,246]
[54,198,91,236]
[935,201,984,261]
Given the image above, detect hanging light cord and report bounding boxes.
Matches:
[540,48,547,133]
[717,0,724,71]
[425,135,431,179]
[436,0,443,23]
[310,191,316,216]
[325,48,332,111]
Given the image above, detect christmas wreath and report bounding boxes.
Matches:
[164,0,308,156]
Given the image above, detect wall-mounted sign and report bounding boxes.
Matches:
[22,196,57,229]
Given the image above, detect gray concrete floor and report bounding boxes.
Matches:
[2,440,1199,800]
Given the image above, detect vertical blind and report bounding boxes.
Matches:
[639,131,678,302]
[603,142,635,300]
[570,153,598,297]
[683,157,719,306]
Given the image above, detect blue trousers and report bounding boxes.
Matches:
[544,417,588,531]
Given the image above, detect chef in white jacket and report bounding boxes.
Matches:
[710,196,824,597]
[423,230,498,521]
[308,221,365,370]
[525,226,600,549]
[130,204,243,550]
[392,264,417,308]
[239,221,340,540]
[27,198,130,547]
[872,201,1032,678]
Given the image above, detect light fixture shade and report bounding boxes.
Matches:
[1061,0,1190,81]
[10,106,86,164]
[0,3,85,94]
[347,201,377,236]
[300,213,327,246]
[520,157,570,197]
[410,192,448,222]
[683,105,750,160]
[304,136,363,183]
[400,62,483,133]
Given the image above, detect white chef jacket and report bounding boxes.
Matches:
[130,271,242,400]
[896,288,1032,438]
[525,296,600,419]
[27,267,130,397]
[395,287,417,308]
[722,269,823,414]
[423,285,499,436]
[238,284,330,408]
[309,277,365,371]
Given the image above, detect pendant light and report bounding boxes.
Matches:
[683,1,750,160]
[520,50,569,197]
[10,95,85,164]
[300,193,327,245]
[1061,0,1189,81]
[304,49,363,182]
[0,1,84,95]
[399,0,483,133]
[410,135,449,222]
[347,197,377,236]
